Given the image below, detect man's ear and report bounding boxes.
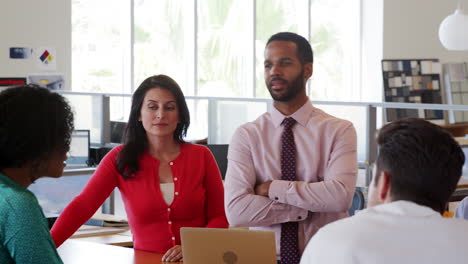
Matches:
[377,171,391,202]
[304,63,313,79]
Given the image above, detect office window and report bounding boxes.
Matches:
[72,0,129,94]
[198,0,254,97]
[134,0,195,95]
[309,0,361,101]
[72,0,361,101]
[255,0,309,98]
[71,0,362,143]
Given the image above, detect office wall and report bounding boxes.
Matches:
[383,0,468,62]
[0,0,71,89]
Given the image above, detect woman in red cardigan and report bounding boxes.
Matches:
[51,75,228,262]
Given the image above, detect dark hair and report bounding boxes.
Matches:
[0,85,74,170]
[374,118,465,214]
[116,75,190,179]
[266,32,314,64]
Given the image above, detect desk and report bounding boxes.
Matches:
[63,167,96,176]
[58,240,182,264]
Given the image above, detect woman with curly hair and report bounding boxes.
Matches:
[0,85,74,264]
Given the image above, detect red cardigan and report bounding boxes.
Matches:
[51,143,228,253]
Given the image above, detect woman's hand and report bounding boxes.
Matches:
[162,245,183,262]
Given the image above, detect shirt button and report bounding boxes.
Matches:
[172,237,175,240]
[168,221,172,225]
[167,208,171,212]
[298,216,302,220]
[174,177,178,181]
[274,197,279,200]
[169,162,174,166]
[175,192,179,195]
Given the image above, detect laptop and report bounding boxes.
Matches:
[181,227,277,264]
[66,130,91,169]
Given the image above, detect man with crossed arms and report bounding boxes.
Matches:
[224,32,357,264]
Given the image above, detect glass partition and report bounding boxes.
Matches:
[60,91,468,171]
[29,174,94,215]
[209,100,268,144]
[186,99,210,141]
[318,105,368,162]
[53,91,468,217]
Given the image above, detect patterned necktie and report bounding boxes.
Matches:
[280,117,300,264]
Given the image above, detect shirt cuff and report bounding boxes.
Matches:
[268,179,289,202]
[268,180,308,222]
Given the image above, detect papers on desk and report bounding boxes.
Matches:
[71,225,129,238]
[85,218,129,227]
[86,213,129,228]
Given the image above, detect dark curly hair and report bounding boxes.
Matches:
[116,75,190,179]
[374,118,465,214]
[0,85,74,170]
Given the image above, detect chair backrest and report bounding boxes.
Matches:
[348,187,366,216]
[205,144,229,180]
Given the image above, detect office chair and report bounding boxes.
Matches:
[348,187,366,216]
[205,144,229,180]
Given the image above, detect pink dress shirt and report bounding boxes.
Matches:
[224,100,357,256]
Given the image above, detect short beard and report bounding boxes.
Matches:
[267,69,305,102]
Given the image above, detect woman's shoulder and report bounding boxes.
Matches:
[1,189,41,217]
[181,143,215,159]
[97,144,125,166]
[112,144,125,152]
[105,144,125,157]
[182,143,210,153]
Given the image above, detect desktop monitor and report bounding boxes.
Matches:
[110,121,127,144]
[66,130,91,168]
[462,145,468,179]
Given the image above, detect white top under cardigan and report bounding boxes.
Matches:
[160,183,174,205]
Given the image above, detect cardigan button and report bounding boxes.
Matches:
[168,221,172,225]
[169,162,174,165]
[167,208,171,212]
[175,192,179,195]
[171,237,175,240]
[174,177,178,181]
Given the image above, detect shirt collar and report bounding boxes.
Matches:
[270,100,314,128]
[367,200,441,218]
